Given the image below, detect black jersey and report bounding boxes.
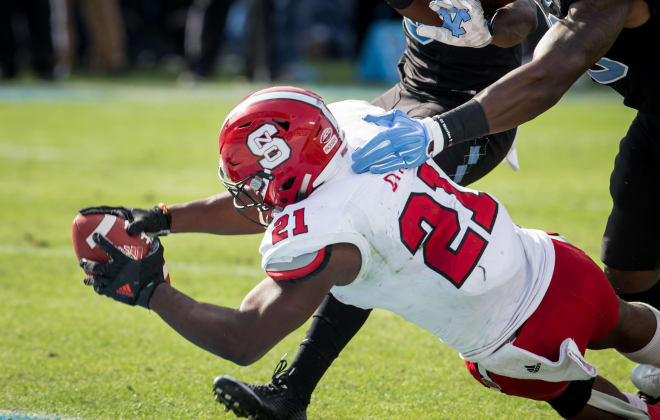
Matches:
[399,18,523,107]
[589,1,660,117]
[560,0,660,117]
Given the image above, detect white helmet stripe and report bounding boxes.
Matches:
[221,89,340,135]
[313,141,347,188]
[298,173,312,198]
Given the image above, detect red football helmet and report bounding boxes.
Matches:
[218,86,347,224]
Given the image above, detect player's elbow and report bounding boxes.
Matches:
[230,349,261,367]
[219,319,274,366]
[216,336,268,366]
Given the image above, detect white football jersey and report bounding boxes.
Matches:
[259,100,554,362]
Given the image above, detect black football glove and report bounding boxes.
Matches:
[80,233,166,309]
[79,205,171,236]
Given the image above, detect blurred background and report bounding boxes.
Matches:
[0,0,413,86]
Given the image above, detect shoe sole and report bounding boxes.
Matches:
[213,375,274,420]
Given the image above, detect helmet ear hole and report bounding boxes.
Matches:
[272,119,290,131]
[279,177,296,191]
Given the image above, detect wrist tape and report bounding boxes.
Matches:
[432,99,490,148]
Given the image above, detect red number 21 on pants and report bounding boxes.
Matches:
[399,163,498,288]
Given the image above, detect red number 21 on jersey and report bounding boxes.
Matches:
[272,208,309,244]
[399,163,498,288]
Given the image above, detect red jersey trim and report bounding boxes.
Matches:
[267,247,328,282]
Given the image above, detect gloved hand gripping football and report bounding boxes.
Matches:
[79,205,171,237]
[80,233,166,308]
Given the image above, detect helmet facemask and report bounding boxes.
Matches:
[218,161,275,227]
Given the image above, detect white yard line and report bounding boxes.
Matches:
[0,410,82,420]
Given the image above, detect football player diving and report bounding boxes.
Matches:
[84,1,546,419]
[79,86,660,420]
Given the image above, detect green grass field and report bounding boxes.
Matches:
[0,80,637,419]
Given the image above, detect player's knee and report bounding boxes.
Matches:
[604,266,660,301]
[605,265,660,297]
[604,265,631,294]
[546,378,595,419]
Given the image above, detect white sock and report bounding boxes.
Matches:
[621,303,660,367]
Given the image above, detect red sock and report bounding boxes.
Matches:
[647,402,660,419]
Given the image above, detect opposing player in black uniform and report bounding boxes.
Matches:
[350,0,660,415]
[211,1,540,419]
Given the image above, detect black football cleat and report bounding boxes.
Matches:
[213,358,309,420]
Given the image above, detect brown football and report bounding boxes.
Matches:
[72,212,170,282]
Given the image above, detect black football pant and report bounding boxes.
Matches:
[601,111,660,271]
[603,111,660,308]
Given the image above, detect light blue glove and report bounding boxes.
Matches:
[351,109,444,174]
